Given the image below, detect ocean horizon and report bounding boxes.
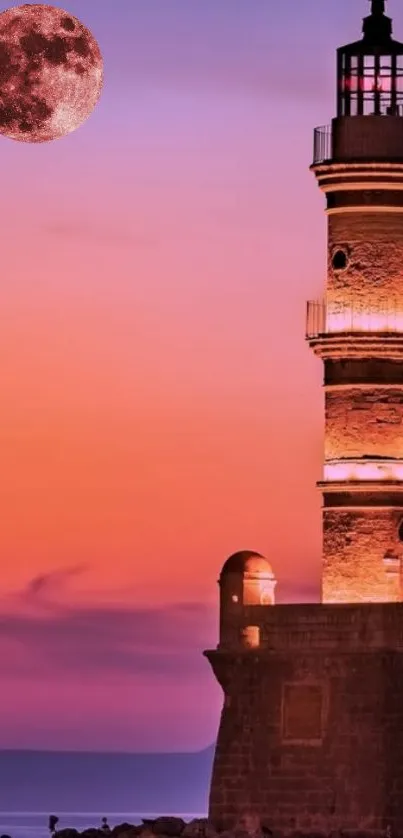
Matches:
[0,811,206,838]
[0,749,212,836]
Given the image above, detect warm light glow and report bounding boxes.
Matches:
[326,308,403,334]
[306,301,403,340]
[324,459,403,482]
[344,74,391,93]
[259,583,274,605]
[232,594,239,603]
[242,625,260,649]
[383,555,400,573]
[243,573,276,606]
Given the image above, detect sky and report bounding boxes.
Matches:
[1,0,402,753]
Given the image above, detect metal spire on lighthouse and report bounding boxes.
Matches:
[369,0,385,14]
[363,0,392,42]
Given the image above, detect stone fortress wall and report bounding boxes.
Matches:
[206,554,403,833]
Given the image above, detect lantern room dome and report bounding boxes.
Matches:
[220,551,274,578]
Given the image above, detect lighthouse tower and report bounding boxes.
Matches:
[205,4,403,834]
[308,0,403,603]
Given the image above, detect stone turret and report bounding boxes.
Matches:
[218,551,276,650]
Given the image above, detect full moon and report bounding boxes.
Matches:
[0,3,103,142]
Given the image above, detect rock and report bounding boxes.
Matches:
[112,826,139,838]
[56,831,80,838]
[182,819,212,838]
[151,818,186,836]
[81,830,102,838]
[112,831,139,838]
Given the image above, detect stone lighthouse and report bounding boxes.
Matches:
[205,3,403,834]
[308,0,403,605]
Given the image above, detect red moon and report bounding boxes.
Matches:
[0,3,103,142]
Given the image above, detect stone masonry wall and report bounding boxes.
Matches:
[208,648,403,834]
[327,212,403,313]
[325,387,403,459]
[206,603,403,835]
[322,508,402,603]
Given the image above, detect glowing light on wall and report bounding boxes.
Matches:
[326,309,403,334]
[306,301,403,339]
[324,459,403,482]
[243,573,276,606]
[242,626,260,649]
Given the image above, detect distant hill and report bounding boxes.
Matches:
[0,747,215,815]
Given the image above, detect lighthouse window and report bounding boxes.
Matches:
[332,249,348,271]
[242,626,260,649]
[398,521,403,543]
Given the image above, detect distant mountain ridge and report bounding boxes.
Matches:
[0,747,215,814]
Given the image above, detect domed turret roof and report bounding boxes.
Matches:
[220,550,274,578]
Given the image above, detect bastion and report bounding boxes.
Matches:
[205,551,403,831]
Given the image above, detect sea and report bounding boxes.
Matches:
[0,812,205,838]
[0,748,213,838]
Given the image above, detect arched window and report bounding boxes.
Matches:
[242,626,260,649]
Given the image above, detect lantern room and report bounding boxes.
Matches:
[337,0,403,117]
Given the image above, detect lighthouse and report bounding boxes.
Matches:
[206,3,403,834]
[308,0,403,604]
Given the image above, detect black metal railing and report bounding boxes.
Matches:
[306,300,326,338]
[313,125,332,164]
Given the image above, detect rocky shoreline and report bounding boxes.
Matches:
[50,816,391,838]
[55,817,213,838]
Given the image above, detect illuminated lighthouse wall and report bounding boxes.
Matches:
[308,0,403,603]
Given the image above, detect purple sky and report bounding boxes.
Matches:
[0,0,400,752]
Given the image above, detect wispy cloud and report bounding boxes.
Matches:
[0,567,318,683]
[0,568,217,682]
[42,221,158,249]
[24,563,89,602]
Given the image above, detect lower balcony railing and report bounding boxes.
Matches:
[306,300,403,338]
[313,125,332,165]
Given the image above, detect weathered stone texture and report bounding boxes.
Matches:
[322,509,402,603]
[327,212,403,312]
[325,387,403,459]
[206,604,403,834]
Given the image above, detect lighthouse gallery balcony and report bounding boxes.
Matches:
[306,299,403,338]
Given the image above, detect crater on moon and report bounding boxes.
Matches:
[0,3,103,142]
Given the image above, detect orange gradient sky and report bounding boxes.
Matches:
[1,0,401,752]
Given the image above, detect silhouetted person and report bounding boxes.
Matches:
[101,817,111,833]
[49,814,59,836]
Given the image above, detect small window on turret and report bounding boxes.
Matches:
[398,521,403,542]
[242,626,260,649]
[332,249,348,271]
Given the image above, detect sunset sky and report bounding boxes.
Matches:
[1,0,401,753]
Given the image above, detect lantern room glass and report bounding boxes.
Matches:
[338,50,403,116]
